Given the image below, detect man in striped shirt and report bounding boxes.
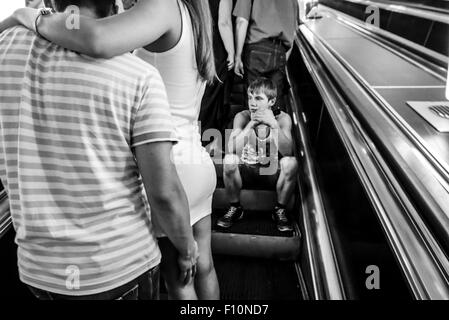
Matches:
[0,0,198,299]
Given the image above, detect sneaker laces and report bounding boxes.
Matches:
[275,208,288,222]
[224,206,238,218]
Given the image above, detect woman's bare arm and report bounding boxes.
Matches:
[12,0,175,58]
[218,0,235,70]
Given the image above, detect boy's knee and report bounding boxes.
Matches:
[280,157,298,179]
[223,154,240,175]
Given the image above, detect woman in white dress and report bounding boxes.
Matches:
[2,0,219,300]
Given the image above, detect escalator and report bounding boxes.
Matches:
[208,0,449,300]
[1,0,448,301]
[210,138,304,300]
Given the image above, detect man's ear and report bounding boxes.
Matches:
[268,98,276,108]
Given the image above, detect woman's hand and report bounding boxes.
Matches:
[234,55,244,78]
[226,52,235,71]
[12,8,40,32]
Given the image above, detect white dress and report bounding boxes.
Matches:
[134,0,216,235]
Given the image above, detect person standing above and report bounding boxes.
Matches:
[199,0,235,139]
[233,0,299,113]
[1,0,220,300]
[0,0,197,300]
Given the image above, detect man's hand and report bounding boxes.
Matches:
[234,55,244,78]
[252,109,278,129]
[177,240,199,285]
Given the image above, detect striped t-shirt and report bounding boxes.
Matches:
[0,27,177,295]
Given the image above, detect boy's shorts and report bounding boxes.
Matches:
[239,162,281,190]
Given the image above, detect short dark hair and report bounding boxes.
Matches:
[52,0,115,18]
[248,78,277,101]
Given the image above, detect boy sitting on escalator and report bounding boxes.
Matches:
[217,78,298,232]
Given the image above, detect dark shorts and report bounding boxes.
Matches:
[240,162,281,190]
[27,265,160,300]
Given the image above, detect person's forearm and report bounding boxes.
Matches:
[218,20,234,58]
[13,8,104,57]
[150,181,196,258]
[233,133,246,156]
[233,123,254,155]
[218,0,234,59]
[15,0,171,59]
[235,17,248,59]
[135,142,196,259]
[0,16,18,33]
[37,13,107,57]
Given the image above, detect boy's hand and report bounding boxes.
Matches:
[252,109,278,129]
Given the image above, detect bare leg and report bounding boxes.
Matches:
[193,215,220,300]
[276,157,299,205]
[223,154,242,203]
[158,237,198,300]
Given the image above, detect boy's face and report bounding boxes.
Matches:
[247,90,275,114]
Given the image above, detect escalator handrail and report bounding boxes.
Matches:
[297,25,449,299]
[286,71,346,300]
[301,15,449,249]
[341,0,449,24]
[320,5,448,73]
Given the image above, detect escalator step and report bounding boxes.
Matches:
[213,188,294,211]
[212,209,294,237]
[211,209,300,261]
[213,254,302,300]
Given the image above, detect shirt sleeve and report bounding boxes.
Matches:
[131,71,178,148]
[233,0,252,20]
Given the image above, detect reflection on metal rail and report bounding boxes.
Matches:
[286,63,346,300]
[297,25,449,298]
[342,0,449,24]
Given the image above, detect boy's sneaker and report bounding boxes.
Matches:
[216,206,244,228]
[272,207,293,232]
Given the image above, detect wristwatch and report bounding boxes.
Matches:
[35,7,55,39]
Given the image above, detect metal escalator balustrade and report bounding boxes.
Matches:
[318,5,448,77]
[286,65,346,300]
[300,9,449,248]
[341,0,449,23]
[297,17,449,298]
[319,0,449,57]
